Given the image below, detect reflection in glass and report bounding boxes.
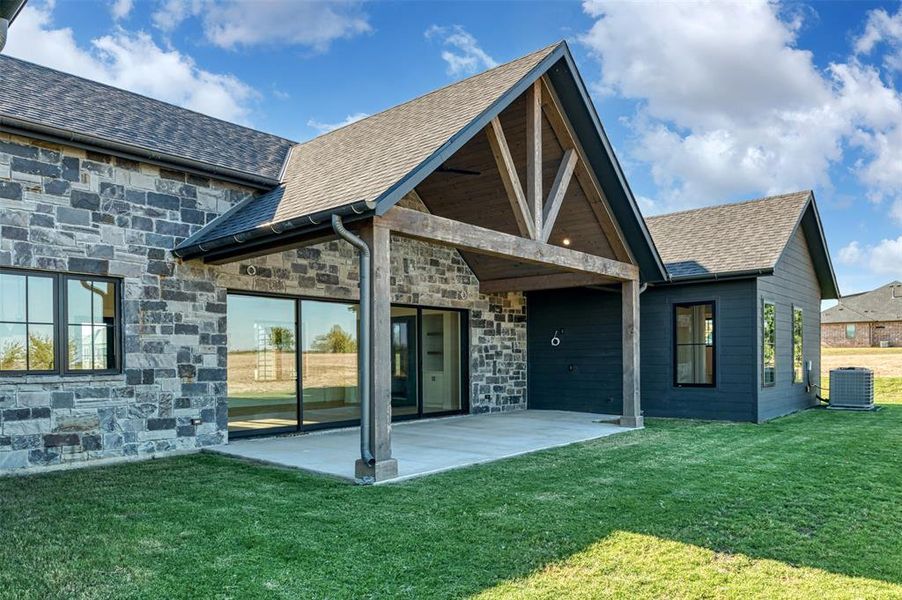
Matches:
[66,279,116,371]
[301,300,359,425]
[421,309,461,413]
[227,294,298,433]
[793,307,804,383]
[763,302,776,386]
[675,303,715,385]
[391,307,418,416]
[0,273,56,372]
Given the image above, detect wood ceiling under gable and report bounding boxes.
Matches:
[413,76,630,286]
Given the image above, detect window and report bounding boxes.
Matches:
[674,302,715,387]
[793,306,804,383]
[0,271,56,373]
[845,324,856,339]
[0,268,121,375]
[762,301,776,387]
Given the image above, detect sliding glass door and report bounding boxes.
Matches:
[227,293,466,435]
[226,294,298,433]
[301,300,359,427]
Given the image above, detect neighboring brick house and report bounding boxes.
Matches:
[822,282,902,347]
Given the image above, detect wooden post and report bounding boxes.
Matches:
[621,278,643,428]
[526,81,542,237]
[356,222,398,481]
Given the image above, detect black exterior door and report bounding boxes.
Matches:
[527,288,624,414]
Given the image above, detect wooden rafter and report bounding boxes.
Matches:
[541,148,577,242]
[378,206,638,281]
[539,77,633,263]
[526,81,542,238]
[486,116,536,240]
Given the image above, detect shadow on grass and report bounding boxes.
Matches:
[0,406,900,599]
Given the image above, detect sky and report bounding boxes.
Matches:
[6,0,902,297]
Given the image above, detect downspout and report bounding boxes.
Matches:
[331,214,375,467]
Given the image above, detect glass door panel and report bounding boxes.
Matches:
[391,307,418,417]
[227,295,298,433]
[301,300,359,426]
[421,309,462,414]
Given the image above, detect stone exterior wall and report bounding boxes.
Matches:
[822,321,902,347]
[0,133,526,473]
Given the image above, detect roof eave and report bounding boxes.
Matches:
[0,115,281,190]
[663,267,775,285]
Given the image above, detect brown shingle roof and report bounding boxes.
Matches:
[646,191,812,279]
[185,43,560,244]
[822,281,902,323]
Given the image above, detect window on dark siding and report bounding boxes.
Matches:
[763,301,776,387]
[793,307,804,383]
[845,324,856,339]
[674,302,715,387]
[0,268,121,375]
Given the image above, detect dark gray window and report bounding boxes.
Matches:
[793,307,804,383]
[0,268,121,375]
[763,301,776,387]
[674,302,715,387]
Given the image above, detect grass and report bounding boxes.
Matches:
[1,401,901,598]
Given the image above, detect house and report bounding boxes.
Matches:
[0,37,838,478]
[822,282,902,347]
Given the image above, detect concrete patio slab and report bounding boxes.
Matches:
[208,410,634,483]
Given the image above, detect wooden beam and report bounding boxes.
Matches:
[480,271,613,294]
[541,148,577,242]
[526,81,542,238]
[356,222,398,482]
[621,279,643,428]
[378,206,638,281]
[539,77,633,263]
[486,117,535,240]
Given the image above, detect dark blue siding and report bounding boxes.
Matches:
[756,226,822,421]
[640,280,758,421]
[527,288,623,414]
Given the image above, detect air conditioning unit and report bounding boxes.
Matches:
[829,368,875,410]
[879,341,890,348]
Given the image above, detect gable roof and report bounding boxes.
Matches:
[822,281,902,323]
[0,55,294,185]
[646,191,840,298]
[173,42,667,282]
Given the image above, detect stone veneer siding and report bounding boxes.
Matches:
[822,321,902,348]
[0,133,526,473]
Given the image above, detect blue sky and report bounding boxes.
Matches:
[6,1,902,297]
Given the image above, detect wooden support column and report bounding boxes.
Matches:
[526,81,542,237]
[621,278,643,428]
[356,222,398,482]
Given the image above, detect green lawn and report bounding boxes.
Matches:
[1,407,900,598]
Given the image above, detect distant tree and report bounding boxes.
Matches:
[310,325,357,354]
[0,339,25,370]
[268,327,295,351]
[28,332,55,370]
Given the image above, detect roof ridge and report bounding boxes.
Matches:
[646,190,812,221]
[0,54,297,145]
[291,41,564,148]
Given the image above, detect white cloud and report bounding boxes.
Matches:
[840,237,902,277]
[855,6,902,71]
[5,1,258,125]
[580,0,902,215]
[306,112,368,135]
[110,0,134,21]
[425,25,497,77]
[152,0,370,51]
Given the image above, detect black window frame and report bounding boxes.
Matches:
[0,269,59,375]
[0,267,123,376]
[762,300,776,387]
[673,300,716,388]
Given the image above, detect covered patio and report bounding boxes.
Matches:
[174,43,666,484]
[208,410,631,483]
